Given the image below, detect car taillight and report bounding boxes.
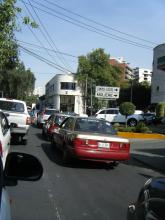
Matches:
[26,116,31,125]
[73,138,97,148]
[0,141,2,156]
[119,143,130,150]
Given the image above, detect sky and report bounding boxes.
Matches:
[15,0,165,95]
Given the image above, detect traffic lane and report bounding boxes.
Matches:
[8,126,161,220]
[130,139,165,174]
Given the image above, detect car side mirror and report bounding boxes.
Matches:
[4,152,43,186]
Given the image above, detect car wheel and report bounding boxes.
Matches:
[22,139,27,145]
[62,150,71,165]
[127,118,137,127]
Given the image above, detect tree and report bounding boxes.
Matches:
[119,102,135,127]
[118,80,151,110]
[0,0,20,70]
[0,0,37,101]
[76,48,121,113]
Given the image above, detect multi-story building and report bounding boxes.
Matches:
[151,43,165,104]
[109,57,133,82]
[133,67,152,84]
[45,73,84,114]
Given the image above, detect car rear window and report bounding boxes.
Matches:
[0,100,25,113]
[45,110,58,115]
[75,118,116,135]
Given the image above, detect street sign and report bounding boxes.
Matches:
[95,86,120,99]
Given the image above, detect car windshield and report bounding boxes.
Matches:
[74,118,116,135]
[0,100,24,113]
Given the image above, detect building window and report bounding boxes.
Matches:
[61,82,76,90]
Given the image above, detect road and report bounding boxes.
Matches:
[7,126,163,220]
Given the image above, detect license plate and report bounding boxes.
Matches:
[98,142,110,149]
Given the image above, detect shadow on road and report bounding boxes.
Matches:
[123,153,165,175]
[136,148,165,156]
[41,143,117,170]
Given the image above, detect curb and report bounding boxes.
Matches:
[117,132,165,139]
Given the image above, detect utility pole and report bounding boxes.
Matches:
[85,76,88,114]
[90,78,93,116]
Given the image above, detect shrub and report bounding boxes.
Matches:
[119,102,136,127]
[135,121,151,133]
[156,102,165,118]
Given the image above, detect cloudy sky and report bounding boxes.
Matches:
[16,0,165,92]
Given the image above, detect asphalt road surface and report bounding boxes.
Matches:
[7,125,162,220]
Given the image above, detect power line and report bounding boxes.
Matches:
[20,1,59,65]
[42,0,157,46]
[18,40,77,58]
[27,0,73,71]
[22,0,153,50]
[20,45,72,73]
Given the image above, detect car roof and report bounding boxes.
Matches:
[0,98,26,104]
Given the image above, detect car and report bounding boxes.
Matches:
[51,116,130,164]
[127,177,165,220]
[95,108,144,127]
[143,112,156,124]
[0,98,31,144]
[0,110,12,167]
[42,113,69,140]
[0,152,43,220]
[37,108,59,128]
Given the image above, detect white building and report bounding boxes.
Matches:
[133,67,152,84]
[45,73,84,114]
[151,43,165,104]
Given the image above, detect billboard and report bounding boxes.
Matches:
[95,86,120,99]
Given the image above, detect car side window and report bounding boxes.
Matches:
[99,110,106,114]
[106,110,118,114]
[63,118,75,130]
[0,113,9,135]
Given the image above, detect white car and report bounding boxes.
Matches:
[95,108,144,127]
[0,98,31,144]
[0,111,11,167]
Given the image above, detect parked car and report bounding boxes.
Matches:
[42,113,69,140]
[0,152,43,220]
[37,108,59,127]
[51,116,130,164]
[95,108,144,127]
[143,112,156,124]
[0,98,31,144]
[127,177,165,220]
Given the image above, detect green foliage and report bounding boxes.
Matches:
[156,102,165,118]
[118,81,151,109]
[0,62,36,100]
[119,102,135,117]
[117,121,151,133]
[76,48,121,111]
[135,121,151,133]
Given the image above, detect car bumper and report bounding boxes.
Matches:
[11,125,29,135]
[69,147,130,162]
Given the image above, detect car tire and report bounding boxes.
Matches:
[127,118,137,127]
[62,150,71,165]
[22,139,27,145]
